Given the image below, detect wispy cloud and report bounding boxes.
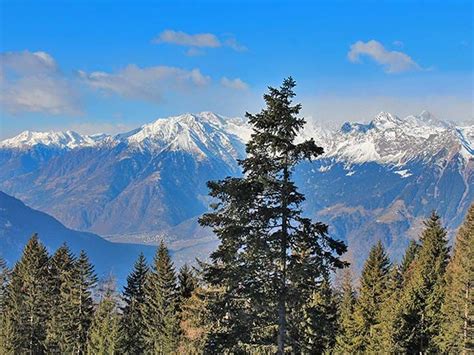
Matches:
[152,29,246,53]
[348,40,421,73]
[0,51,81,115]
[79,64,211,103]
[221,77,249,90]
[153,30,220,48]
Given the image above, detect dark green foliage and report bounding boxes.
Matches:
[45,244,75,352]
[58,250,98,353]
[300,278,338,352]
[178,263,197,304]
[199,78,347,353]
[0,256,11,350]
[2,234,50,353]
[396,212,449,353]
[334,270,357,353]
[88,283,122,354]
[121,252,149,354]
[436,204,473,352]
[143,241,180,353]
[352,240,391,351]
[400,239,420,278]
[0,257,9,313]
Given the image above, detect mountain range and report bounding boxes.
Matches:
[1,111,472,270]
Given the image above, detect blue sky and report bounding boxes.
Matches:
[0,0,472,138]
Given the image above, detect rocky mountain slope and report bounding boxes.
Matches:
[1,111,472,269]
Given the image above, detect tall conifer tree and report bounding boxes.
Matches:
[120,252,149,354]
[300,277,338,352]
[87,285,122,354]
[143,241,180,353]
[178,264,197,305]
[400,240,420,278]
[199,78,347,353]
[334,270,357,353]
[45,244,76,352]
[0,256,11,351]
[352,240,390,351]
[58,250,97,353]
[397,212,449,353]
[436,204,473,352]
[2,234,50,353]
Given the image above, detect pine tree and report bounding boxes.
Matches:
[0,257,11,351]
[334,269,357,353]
[369,263,404,352]
[178,263,197,305]
[120,252,149,354]
[400,239,420,279]
[397,211,449,353]
[199,78,347,353]
[436,204,473,353]
[143,241,180,353]
[300,277,338,352]
[179,285,213,354]
[58,250,98,353]
[2,234,51,353]
[45,244,76,352]
[352,240,391,351]
[0,257,9,313]
[87,283,122,354]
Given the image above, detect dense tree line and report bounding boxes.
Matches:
[0,79,472,353]
[0,206,471,354]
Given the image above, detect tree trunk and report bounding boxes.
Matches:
[277,165,289,354]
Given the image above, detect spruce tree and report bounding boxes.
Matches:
[178,285,212,354]
[87,284,122,354]
[143,241,180,353]
[435,204,473,352]
[397,211,449,353]
[0,257,9,313]
[121,252,149,354]
[45,244,76,352]
[334,269,357,353]
[199,78,347,353]
[300,277,338,352]
[2,234,51,353]
[370,263,404,352]
[58,250,98,353]
[352,240,390,351]
[400,239,420,279]
[0,257,11,351]
[178,263,197,304]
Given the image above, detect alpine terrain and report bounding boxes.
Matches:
[1,111,472,269]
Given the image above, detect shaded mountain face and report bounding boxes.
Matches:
[1,111,472,270]
[0,191,158,285]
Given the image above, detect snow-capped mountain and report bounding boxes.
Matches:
[1,111,472,270]
[0,130,110,149]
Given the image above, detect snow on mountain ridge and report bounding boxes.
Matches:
[1,111,472,166]
[0,130,109,149]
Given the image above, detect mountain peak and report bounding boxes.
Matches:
[0,130,103,149]
[371,112,402,128]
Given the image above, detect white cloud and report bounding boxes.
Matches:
[152,30,246,53]
[223,37,247,52]
[79,64,211,103]
[0,51,80,115]
[221,77,249,90]
[153,30,220,48]
[348,40,421,73]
